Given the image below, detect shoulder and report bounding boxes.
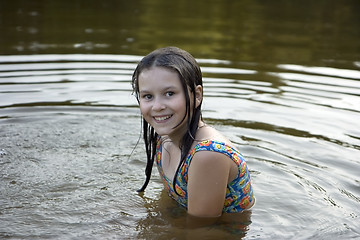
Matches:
[192,140,236,160]
[195,125,229,142]
[187,125,236,172]
[189,144,233,175]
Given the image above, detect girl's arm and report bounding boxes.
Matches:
[187,151,232,218]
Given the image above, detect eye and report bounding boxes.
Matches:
[141,94,153,100]
[165,91,174,97]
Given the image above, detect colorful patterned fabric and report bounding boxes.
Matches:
[156,139,255,213]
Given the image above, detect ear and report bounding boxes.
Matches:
[194,85,203,108]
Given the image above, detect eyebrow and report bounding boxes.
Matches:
[139,86,177,94]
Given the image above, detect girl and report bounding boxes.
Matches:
[132,47,254,218]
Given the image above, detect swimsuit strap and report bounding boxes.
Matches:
[186,140,245,167]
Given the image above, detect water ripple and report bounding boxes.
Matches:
[1,54,359,239]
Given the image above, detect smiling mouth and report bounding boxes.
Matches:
[154,115,173,121]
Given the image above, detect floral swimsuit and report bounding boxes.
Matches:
[156,139,255,213]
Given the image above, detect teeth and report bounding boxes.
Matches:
[154,115,171,121]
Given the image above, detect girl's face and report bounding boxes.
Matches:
[138,67,192,140]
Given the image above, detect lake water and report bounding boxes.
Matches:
[0,1,359,239]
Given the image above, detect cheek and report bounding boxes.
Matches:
[139,102,148,115]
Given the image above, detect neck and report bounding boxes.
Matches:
[165,120,204,147]
[167,128,186,147]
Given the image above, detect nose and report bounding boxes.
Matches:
[152,97,165,111]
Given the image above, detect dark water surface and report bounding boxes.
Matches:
[1,1,360,239]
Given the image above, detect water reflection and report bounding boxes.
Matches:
[1,1,359,65]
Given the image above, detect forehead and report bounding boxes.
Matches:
[138,67,182,90]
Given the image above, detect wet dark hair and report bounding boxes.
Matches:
[132,46,203,193]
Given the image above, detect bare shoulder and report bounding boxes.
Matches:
[195,125,232,145]
[189,147,234,183]
[191,149,230,167]
[190,124,240,184]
